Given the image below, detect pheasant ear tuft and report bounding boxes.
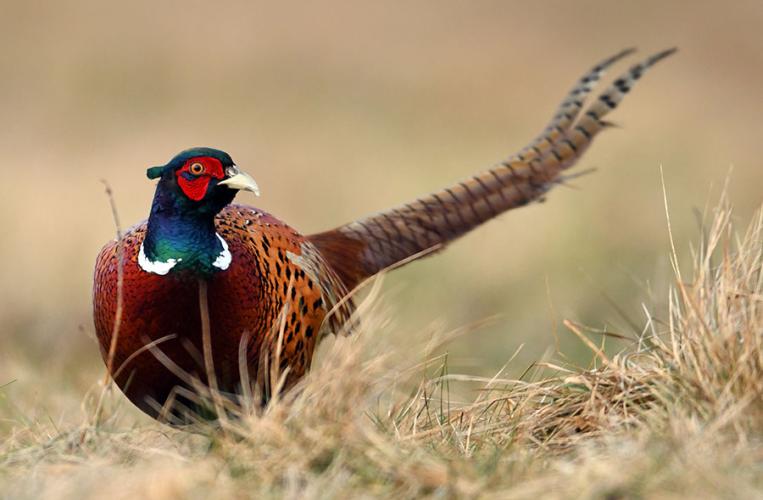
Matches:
[146,166,165,179]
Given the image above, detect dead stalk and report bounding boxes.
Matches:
[198,279,229,428]
[92,180,125,427]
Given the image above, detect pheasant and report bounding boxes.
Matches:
[93,48,675,421]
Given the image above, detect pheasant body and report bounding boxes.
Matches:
[93,49,675,421]
[94,206,345,417]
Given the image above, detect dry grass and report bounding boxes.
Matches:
[0,196,761,499]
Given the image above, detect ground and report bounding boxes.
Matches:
[2,201,760,499]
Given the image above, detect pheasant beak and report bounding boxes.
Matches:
[218,169,260,196]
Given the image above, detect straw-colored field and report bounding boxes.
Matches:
[1,1,761,498]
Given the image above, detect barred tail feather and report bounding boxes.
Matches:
[310,48,676,290]
[512,47,635,164]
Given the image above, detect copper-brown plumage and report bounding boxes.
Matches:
[93,49,675,421]
[95,206,354,418]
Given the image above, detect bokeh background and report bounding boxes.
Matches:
[0,0,760,423]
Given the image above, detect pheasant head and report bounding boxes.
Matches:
[140,147,259,277]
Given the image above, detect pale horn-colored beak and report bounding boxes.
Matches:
[218,169,260,196]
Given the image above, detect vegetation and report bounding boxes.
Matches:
[1,197,760,498]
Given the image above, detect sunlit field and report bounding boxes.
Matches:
[1,1,761,498]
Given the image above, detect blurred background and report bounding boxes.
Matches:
[0,0,760,423]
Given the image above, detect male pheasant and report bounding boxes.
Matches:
[93,48,675,421]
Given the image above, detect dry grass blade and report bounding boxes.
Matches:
[198,279,228,429]
[91,181,126,428]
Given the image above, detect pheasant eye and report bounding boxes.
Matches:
[189,162,205,175]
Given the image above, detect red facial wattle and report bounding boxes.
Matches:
[176,157,225,201]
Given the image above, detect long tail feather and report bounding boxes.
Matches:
[310,48,677,290]
[512,47,635,164]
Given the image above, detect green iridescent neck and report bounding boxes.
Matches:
[140,187,231,277]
